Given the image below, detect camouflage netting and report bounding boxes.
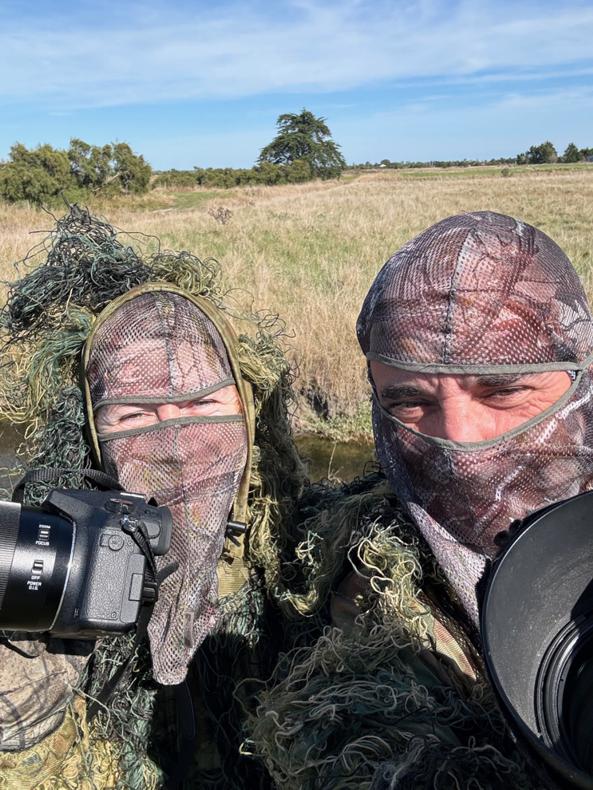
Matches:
[248,475,543,789]
[0,205,306,788]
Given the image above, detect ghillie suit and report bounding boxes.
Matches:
[0,205,305,789]
[249,473,542,789]
[248,211,583,789]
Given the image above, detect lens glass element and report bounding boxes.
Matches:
[537,616,593,776]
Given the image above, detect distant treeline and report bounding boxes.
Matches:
[516,141,593,165]
[354,141,593,170]
[0,109,347,204]
[3,129,593,207]
[153,160,313,189]
[350,157,516,169]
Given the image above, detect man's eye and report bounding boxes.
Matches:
[386,401,427,413]
[119,411,149,423]
[184,399,214,411]
[485,387,525,399]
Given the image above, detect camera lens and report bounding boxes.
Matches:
[537,616,593,775]
[482,490,593,788]
[0,503,75,631]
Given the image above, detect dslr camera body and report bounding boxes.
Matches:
[0,489,172,638]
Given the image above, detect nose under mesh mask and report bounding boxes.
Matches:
[357,212,593,624]
[85,288,248,684]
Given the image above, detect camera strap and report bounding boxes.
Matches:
[85,559,178,720]
[85,604,151,720]
[11,467,123,503]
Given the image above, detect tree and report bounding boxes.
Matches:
[561,142,582,163]
[111,142,152,193]
[258,109,346,179]
[68,138,113,189]
[523,141,558,165]
[0,139,152,204]
[0,143,75,203]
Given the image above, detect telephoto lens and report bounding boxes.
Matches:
[0,489,172,637]
[0,501,74,631]
[482,490,593,789]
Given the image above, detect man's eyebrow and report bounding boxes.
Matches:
[379,384,425,400]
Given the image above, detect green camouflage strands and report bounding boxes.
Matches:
[250,624,530,789]
[248,475,540,789]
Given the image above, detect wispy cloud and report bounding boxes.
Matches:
[1,0,592,110]
[335,81,593,162]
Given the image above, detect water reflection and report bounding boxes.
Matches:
[0,423,24,494]
[296,434,375,482]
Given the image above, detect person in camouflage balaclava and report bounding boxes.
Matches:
[248,211,586,790]
[0,207,304,789]
[85,286,251,686]
[357,210,593,622]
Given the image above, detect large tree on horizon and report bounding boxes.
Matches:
[258,109,346,179]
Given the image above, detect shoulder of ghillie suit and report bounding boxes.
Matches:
[248,477,540,790]
[270,470,448,625]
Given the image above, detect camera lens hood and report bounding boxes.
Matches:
[482,490,593,789]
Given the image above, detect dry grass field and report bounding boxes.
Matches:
[1,165,592,438]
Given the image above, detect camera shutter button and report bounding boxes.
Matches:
[108,534,124,551]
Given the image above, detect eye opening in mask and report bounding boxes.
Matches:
[95,382,243,436]
[370,360,585,450]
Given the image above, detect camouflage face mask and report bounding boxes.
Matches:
[84,285,252,684]
[358,212,593,623]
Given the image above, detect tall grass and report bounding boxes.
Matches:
[2,166,592,437]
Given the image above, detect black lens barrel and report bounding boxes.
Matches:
[0,502,21,612]
[482,490,593,789]
[0,504,74,631]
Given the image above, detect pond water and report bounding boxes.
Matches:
[0,424,374,493]
[296,434,375,482]
[0,424,25,493]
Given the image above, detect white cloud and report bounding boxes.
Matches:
[0,0,592,109]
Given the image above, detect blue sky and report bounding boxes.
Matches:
[1,0,592,168]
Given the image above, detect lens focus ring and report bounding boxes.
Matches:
[0,502,21,610]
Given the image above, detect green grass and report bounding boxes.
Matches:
[172,190,225,209]
[383,163,593,180]
[297,402,373,442]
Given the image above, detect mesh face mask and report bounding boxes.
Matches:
[357,212,593,623]
[84,286,249,684]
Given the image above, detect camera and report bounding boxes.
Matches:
[0,489,172,638]
[482,490,593,789]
